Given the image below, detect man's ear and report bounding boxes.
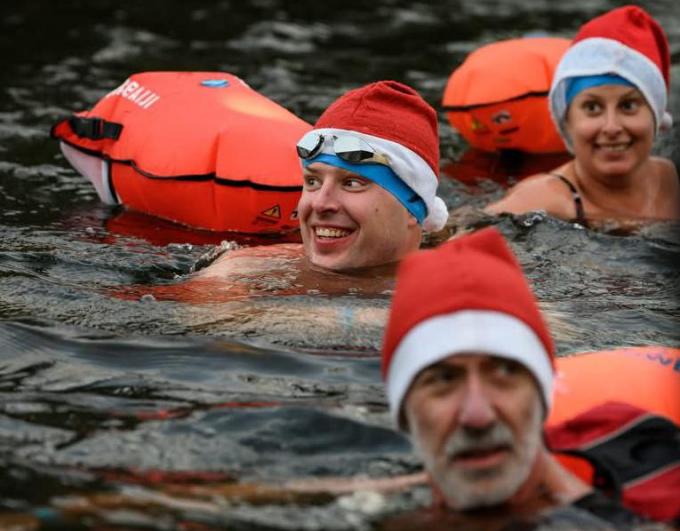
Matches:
[407,214,419,228]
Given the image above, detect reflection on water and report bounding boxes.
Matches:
[1,0,679,528]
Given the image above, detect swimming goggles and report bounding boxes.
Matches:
[296,132,391,166]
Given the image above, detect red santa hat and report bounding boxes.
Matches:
[381,227,555,431]
[307,81,448,232]
[550,5,672,150]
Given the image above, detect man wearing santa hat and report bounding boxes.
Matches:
[381,227,653,526]
[185,81,448,348]
[294,80,448,271]
[202,80,448,277]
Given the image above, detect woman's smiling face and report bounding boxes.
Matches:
[565,84,655,179]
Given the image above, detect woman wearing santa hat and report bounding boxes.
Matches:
[486,5,680,227]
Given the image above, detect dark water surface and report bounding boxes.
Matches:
[1,1,680,529]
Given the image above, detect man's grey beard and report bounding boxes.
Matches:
[409,394,544,511]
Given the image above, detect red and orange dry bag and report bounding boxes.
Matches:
[51,72,311,233]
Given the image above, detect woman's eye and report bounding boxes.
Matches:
[620,99,641,112]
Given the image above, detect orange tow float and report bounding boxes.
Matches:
[443,37,570,153]
[51,72,311,233]
[550,345,680,426]
[549,346,680,522]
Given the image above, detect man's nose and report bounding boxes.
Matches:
[311,179,340,213]
[458,376,497,429]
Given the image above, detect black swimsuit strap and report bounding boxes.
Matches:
[551,173,588,227]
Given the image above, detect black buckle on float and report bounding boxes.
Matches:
[69,116,123,140]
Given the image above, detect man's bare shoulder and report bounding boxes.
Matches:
[195,243,304,279]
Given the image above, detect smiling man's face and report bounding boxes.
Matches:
[298,162,420,271]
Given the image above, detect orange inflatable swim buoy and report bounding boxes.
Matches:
[442,37,570,154]
[548,346,680,482]
[51,72,311,233]
[548,346,680,522]
[550,346,680,426]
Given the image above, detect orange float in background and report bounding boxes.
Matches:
[549,346,680,522]
[51,72,311,234]
[548,346,680,484]
[550,346,680,427]
[443,37,570,154]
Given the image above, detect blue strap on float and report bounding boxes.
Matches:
[69,116,123,140]
[302,153,427,224]
[565,75,635,106]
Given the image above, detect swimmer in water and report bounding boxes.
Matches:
[175,81,449,349]
[200,80,448,279]
[380,227,653,529]
[294,80,448,271]
[486,6,680,228]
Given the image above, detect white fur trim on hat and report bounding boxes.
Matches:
[310,127,449,232]
[550,37,669,151]
[386,310,554,430]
